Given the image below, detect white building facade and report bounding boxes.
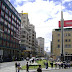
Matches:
[37,37,44,57]
[20,13,37,57]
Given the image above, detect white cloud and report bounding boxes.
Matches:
[63,0,72,3]
[14,0,72,52]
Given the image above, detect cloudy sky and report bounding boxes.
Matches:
[9,0,72,52]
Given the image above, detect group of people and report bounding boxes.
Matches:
[15,62,21,72]
[55,62,71,69]
[15,61,71,72]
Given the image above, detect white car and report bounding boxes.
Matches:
[26,57,29,61]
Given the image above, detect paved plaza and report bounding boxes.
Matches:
[0,65,72,72]
[0,60,72,72]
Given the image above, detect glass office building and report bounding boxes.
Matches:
[0,0,21,61]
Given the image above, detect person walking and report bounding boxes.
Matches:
[55,62,57,69]
[46,62,48,69]
[50,61,53,68]
[15,62,18,72]
[58,63,61,69]
[61,62,63,69]
[17,63,21,72]
[37,65,42,72]
[26,62,29,72]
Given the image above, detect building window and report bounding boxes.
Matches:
[68,33,71,36]
[65,44,67,48]
[21,35,25,38]
[1,17,4,23]
[5,20,8,25]
[8,23,11,28]
[7,42,9,47]
[6,8,8,14]
[15,17,16,21]
[2,4,5,10]
[69,39,71,42]
[5,14,8,20]
[0,1,1,6]
[10,4,12,9]
[58,39,60,42]
[0,40,2,44]
[22,31,26,34]
[8,29,10,33]
[69,44,71,48]
[9,11,11,17]
[21,40,25,42]
[65,44,71,48]
[12,14,14,19]
[4,34,6,39]
[11,31,13,35]
[65,33,67,36]
[29,36,31,38]
[65,39,67,42]
[0,24,3,30]
[11,25,13,30]
[4,27,7,32]
[58,34,60,36]
[9,17,11,22]
[0,32,3,38]
[3,41,6,46]
[58,44,60,48]
[1,10,4,16]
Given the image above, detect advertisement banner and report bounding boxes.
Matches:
[59,20,72,27]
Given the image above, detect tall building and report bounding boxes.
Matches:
[37,37,44,57]
[0,0,21,61]
[51,28,72,61]
[28,24,36,56]
[20,13,36,57]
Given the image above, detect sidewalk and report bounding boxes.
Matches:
[24,67,59,72]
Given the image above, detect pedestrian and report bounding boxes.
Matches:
[26,62,29,72]
[15,62,18,72]
[61,62,63,69]
[64,63,66,69]
[17,63,21,72]
[46,62,48,69]
[50,61,53,68]
[37,65,42,72]
[58,63,61,69]
[55,62,57,69]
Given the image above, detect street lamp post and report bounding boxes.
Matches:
[61,11,64,61]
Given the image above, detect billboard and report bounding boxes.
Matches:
[59,20,72,27]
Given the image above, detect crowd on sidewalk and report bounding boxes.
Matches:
[14,60,71,72]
